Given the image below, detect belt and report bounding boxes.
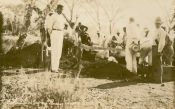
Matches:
[52,28,62,31]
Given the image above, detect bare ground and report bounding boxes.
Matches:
[1,72,175,109]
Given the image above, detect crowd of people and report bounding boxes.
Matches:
[2,16,21,35]
[1,3,175,81]
[42,4,175,78]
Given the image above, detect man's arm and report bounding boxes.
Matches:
[46,14,55,35]
[158,30,166,53]
[84,26,88,31]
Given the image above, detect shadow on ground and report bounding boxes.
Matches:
[94,81,137,89]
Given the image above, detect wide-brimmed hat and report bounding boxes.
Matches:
[155,17,162,24]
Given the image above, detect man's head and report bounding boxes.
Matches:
[78,22,82,26]
[97,31,100,37]
[38,11,42,15]
[56,4,63,14]
[117,32,120,36]
[64,24,68,30]
[129,17,134,23]
[161,26,166,31]
[123,27,126,32]
[173,25,175,31]
[144,27,149,37]
[27,4,31,8]
[70,22,75,28]
[155,17,162,29]
[46,5,51,13]
[112,36,116,40]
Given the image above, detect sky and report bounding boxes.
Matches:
[0,0,24,6]
[0,0,174,35]
[78,0,174,35]
[57,0,173,35]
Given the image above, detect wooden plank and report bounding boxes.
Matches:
[162,65,175,81]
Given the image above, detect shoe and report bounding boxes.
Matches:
[58,68,63,72]
[129,76,142,82]
[51,70,58,73]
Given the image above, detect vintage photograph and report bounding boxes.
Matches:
[0,0,175,108]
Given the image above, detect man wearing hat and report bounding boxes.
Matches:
[47,4,66,72]
[152,17,166,82]
[154,17,166,54]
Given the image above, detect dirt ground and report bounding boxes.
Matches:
[1,71,175,109]
[80,78,175,109]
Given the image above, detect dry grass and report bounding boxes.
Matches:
[1,71,174,109]
[1,72,90,109]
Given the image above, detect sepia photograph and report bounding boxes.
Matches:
[0,0,175,108]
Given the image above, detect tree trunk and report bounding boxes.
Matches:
[109,20,112,35]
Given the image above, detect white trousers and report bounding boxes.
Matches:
[125,40,138,74]
[51,30,64,71]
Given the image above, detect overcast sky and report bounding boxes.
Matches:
[77,0,174,34]
[66,0,174,35]
[0,0,174,35]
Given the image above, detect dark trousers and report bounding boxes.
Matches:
[151,45,163,83]
[173,39,175,66]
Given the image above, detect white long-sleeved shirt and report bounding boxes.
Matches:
[70,28,81,44]
[126,22,140,41]
[154,28,166,52]
[140,37,152,49]
[46,12,65,31]
[116,34,123,44]
[44,15,50,29]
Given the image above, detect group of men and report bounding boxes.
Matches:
[125,17,174,79]
[3,16,21,35]
[42,3,174,77]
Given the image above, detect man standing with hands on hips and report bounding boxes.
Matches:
[47,4,66,72]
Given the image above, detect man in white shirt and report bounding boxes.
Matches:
[153,19,166,55]
[116,31,123,45]
[93,31,105,47]
[139,28,152,66]
[125,17,140,74]
[47,4,66,72]
[70,22,81,46]
[152,17,166,83]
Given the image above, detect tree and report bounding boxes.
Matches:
[63,0,82,27]
[80,0,123,35]
[0,11,3,54]
[164,0,175,32]
[98,0,122,35]
[155,0,175,32]
[169,0,175,31]
[85,0,102,31]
